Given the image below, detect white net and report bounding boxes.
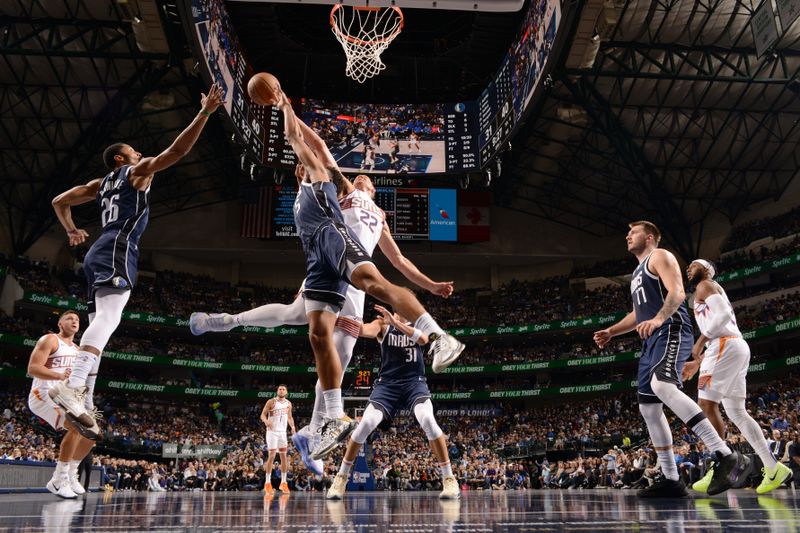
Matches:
[330,5,404,84]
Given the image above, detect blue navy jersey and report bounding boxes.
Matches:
[630,251,690,326]
[377,324,426,381]
[96,165,150,244]
[293,181,345,251]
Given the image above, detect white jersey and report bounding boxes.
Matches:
[693,281,742,339]
[30,334,78,394]
[268,398,291,433]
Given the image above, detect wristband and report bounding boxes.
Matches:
[410,328,423,343]
[200,110,211,117]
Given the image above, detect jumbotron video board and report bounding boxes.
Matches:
[185,0,561,175]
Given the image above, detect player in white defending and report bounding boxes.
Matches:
[327,305,459,500]
[683,259,793,494]
[260,385,296,494]
[27,311,98,498]
[408,132,420,153]
[191,130,454,475]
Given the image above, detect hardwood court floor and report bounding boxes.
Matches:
[0,488,798,532]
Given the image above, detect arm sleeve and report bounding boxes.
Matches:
[703,294,737,338]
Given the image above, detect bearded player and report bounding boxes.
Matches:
[261,385,296,494]
[594,221,750,497]
[683,259,792,494]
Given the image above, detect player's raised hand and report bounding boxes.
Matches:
[429,281,454,299]
[682,360,699,381]
[374,304,399,327]
[275,89,290,110]
[66,228,89,246]
[593,328,612,348]
[200,83,225,114]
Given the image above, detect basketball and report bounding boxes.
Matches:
[247,72,281,106]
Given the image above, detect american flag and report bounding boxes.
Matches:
[240,185,271,238]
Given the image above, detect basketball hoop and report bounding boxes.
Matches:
[330,4,404,84]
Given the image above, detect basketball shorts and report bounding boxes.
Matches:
[83,231,138,303]
[369,376,431,423]
[303,222,372,310]
[266,430,288,451]
[698,336,750,402]
[28,389,65,431]
[637,322,693,403]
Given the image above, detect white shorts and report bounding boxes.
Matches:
[698,336,750,402]
[28,389,65,431]
[266,430,288,451]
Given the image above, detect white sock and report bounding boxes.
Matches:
[85,356,101,408]
[339,459,353,476]
[281,470,287,483]
[69,460,80,476]
[690,419,732,456]
[310,381,327,434]
[56,461,69,476]
[414,313,444,337]
[234,299,306,328]
[439,461,453,478]
[722,398,777,468]
[322,389,344,419]
[657,449,680,481]
[67,350,98,389]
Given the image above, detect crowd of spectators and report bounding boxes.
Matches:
[2,372,798,493]
[722,206,800,252]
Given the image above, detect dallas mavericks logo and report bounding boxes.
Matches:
[112,276,128,289]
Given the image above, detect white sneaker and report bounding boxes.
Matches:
[189,312,235,335]
[326,473,348,500]
[47,475,77,499]
[310,417,357,460]
[48,382,93,427]
[69,467,86,495]
[439,475,460,499]
[430,333,465,373]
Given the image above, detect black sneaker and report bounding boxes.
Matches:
[708,450,751,495]
[637,475,689,498]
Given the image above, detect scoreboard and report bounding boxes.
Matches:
[187,0,561,174]
[268,186,457,242]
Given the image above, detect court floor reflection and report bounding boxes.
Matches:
[0,488,798,532]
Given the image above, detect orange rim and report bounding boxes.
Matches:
[330,4,404,46]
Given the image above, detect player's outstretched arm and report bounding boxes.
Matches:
[295,118,337,169]
[359,318,386,340]
[375,304,428,345]
[130,83,225,186]
[276,92,328,183]
[27,334,66,380]
[377,223,454,298]
[52,178,102,246]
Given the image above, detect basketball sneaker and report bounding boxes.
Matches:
[439,476,460,499]
[429,333,465,373]
[48,382,94,428]
[756,462,792,494]
[326,473,348,500]
[292,429,324,477]
[310,417,357,460]
[264,482,274,494]
[189,312,236,335]
[68,465,86,496]
[708,450,751,495]
[279,482,290,493]
[692,466,714,493]
[636,475,688,498]
[47,474,77,499]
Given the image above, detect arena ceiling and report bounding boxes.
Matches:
[2,0,799,262]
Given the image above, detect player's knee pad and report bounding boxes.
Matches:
[720,398,748,426]
[413,400,442,441]
[638,402,672,447]
[650,374,701,421]
[351,404,383,445]
[81,289,129,351]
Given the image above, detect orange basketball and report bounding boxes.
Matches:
[247,72,281,106]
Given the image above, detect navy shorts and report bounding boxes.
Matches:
[83,231,137,305]
[303,222,372,310]
[368,376,431,423]
[638,322,693,403]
